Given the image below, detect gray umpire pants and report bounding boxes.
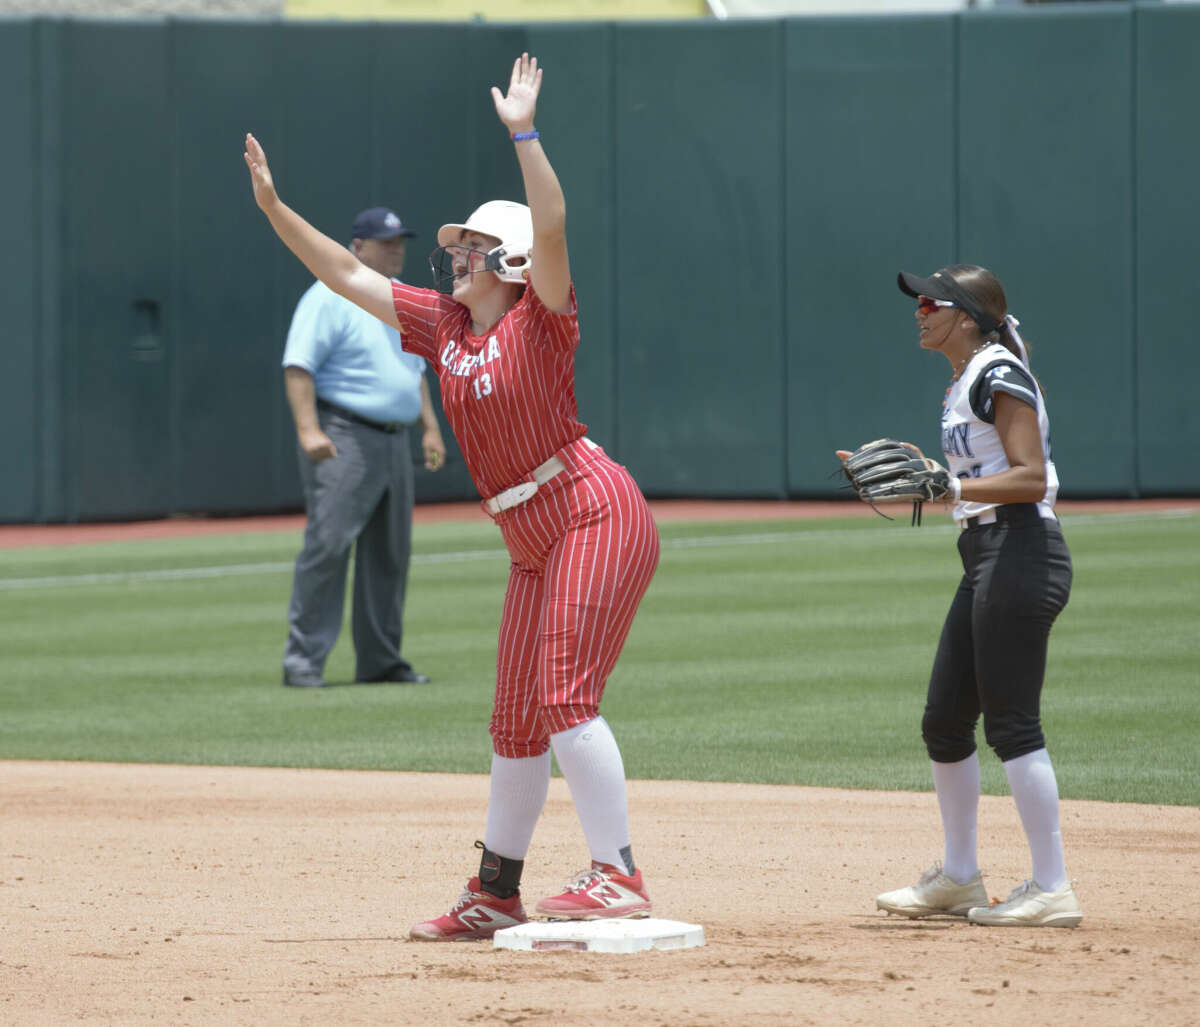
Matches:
[282,404,415,683]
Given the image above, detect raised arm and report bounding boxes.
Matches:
[243,133,400,330]
[491,55,571,314]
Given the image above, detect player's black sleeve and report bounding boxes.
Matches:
[969,359,1038,424]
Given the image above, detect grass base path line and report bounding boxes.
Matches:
[4,497,1198,549]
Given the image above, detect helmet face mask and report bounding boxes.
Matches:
[428,244,503,295]
[432,201,533,292]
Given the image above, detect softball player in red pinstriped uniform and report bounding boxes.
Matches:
[246,53,660,941]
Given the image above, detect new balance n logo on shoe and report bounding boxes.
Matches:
[591,884,623,906]
[409,877,528,942]
[460,905,504,931]
[535,863,652,921]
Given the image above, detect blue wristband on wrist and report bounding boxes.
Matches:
[511,129,539,142]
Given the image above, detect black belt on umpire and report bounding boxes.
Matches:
[317,397,405,434]
[962,503,1052,531]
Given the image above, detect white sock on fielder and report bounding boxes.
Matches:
[931,751,981,884]
[483,750,551,860]
[1003,747,1068,891]
[550,716,633,873]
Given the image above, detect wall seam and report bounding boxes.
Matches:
[31,19,43,521]
[952,10,961,265]
[1129,5,1140,497]
[168,18,181,513]
[609,23,620,461]
[778,17,788,499]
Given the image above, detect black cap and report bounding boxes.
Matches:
[352,207,417,241]
[897,268,1000,335]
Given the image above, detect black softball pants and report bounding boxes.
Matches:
[922,505,1073,765]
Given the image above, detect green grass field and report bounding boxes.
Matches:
[1,509,1196,806]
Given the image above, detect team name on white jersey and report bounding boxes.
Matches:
[942,422,974,459]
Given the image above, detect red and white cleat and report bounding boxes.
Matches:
[535,862,652,921]
[409,877,528,942]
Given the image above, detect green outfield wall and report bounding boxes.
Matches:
[1,21,40,523]
[3,3,1196,522]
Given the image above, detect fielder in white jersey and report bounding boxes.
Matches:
[841,264,1082,929]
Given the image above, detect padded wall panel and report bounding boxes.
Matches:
[1135,5,1200,494]
[60,21,173,520]
[0,22,39,521]
[614,21,785,496]
[173,21,294,513]
[271,23,379,506]
[34,21,66,521]
[373,23,525,503]
[785,16,957,493]
[526,25,618,460]
[959,6,1134,495]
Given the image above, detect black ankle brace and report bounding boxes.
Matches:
[475,840,523,899]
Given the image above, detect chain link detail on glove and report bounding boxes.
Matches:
[839,438,954,525]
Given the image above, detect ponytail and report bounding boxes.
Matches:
[994,312,1047,396]
[998,313,1031,368]
[946,265,1045,392]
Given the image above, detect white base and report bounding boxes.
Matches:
[493,917,706,953]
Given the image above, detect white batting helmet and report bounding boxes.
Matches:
[436,200,533,284]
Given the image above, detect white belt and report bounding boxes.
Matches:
[957,505,1058,531]
[958,509,998,530]
[484,454,568,515]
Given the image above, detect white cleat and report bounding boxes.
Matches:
[876,862,988,919]
[968,880,1082,928]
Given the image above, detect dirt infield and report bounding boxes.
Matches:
[3,499,1198,1024]
[3,761,1198,1026]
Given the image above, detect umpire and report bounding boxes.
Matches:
[280,206,446,688]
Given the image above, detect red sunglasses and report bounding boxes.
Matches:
[917,296,955,316]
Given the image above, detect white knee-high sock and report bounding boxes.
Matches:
[931,752,981,884]
[483,750,551,860]
[1003,748,1068,891]
[550,716,634,874]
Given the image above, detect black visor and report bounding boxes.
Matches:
[897,269,1000,335]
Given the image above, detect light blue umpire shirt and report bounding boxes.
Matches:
[283,280,426,424]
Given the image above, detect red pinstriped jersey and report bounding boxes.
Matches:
[390,281,587,499]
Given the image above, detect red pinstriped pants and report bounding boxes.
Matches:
[488,438,660,759]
